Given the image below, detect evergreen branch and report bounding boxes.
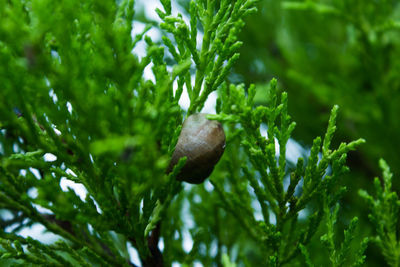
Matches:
[243,166,274,221]
[299,244,314,267]
[359,159,400,266]
[52,241,93,267]
[0,0,376,266]
[0,190,130,266]
[210,180,262,243]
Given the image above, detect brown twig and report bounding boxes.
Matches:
[142,222,163,267]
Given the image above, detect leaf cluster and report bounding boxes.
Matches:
[205,79,365,266]
[359,159,400,267]
[0,0,260,266]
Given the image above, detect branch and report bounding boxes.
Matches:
[142,223,163,267]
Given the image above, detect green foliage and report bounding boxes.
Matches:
[319,204,368,267]
[0,0,390,266]
[236,0,400,175]
[157,0,258,114]
[0,0,258,266]
[359,159,400,267]
[208,80,364,265]
[231,1,400,264]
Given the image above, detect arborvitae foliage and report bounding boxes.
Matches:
[359,159,400,267]
[0,0,385,266]
[208,82,365,266]
[236,0,400,175]
[232,1,400,265]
